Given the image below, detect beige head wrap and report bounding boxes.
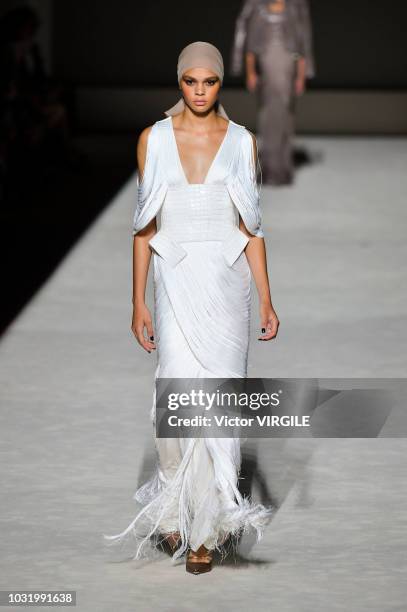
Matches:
[164,41,229,119]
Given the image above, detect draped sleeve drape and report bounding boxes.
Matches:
[132,124,169,236]
[226,129,264,238]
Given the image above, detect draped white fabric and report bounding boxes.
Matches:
[104,117,273,563]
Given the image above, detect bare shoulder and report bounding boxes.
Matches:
[245,128,257,145]
[245,128,258,163]
[136,125,154,177]
[137,125,154,155]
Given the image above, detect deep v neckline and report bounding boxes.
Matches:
[169,116,231,185]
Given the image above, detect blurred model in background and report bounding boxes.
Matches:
[230,0,315,185]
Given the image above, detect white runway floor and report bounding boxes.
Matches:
[1,137,407,611]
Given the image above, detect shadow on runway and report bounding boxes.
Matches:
[293,145,324,169]
[131,434,316,567]
[0,133,137,336]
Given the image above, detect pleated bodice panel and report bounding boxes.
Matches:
[160,184,238,242]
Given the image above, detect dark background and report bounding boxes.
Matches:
[1,0,407,336]
[53,0,407,89]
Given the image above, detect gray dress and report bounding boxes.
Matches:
[230,0,315,185]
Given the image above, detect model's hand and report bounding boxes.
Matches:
[246,71,258,93]
[258,301,279,341]
[295,76,305,96]
[295,55,306,97]
[131,303,156,353]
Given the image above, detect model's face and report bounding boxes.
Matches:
[180,67,221,115]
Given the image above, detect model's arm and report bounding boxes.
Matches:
[131,127,157,354]
[230,0,258,76]
[297,0,316,80]
[239,133,280,341]
[245,51,258,92]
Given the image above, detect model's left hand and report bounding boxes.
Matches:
[295,56,306,96]
[295,76,306,96]
[258,302,280,341]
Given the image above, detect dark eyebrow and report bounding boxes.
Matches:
[182,75,219,81]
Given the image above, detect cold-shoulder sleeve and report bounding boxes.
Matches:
[132,124,169,236]
[226,129,264,238]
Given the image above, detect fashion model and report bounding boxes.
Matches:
[104,41,279,575]
[230,0,315,185]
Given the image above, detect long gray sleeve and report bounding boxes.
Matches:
[230,0,259,76]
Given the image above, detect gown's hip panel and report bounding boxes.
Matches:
[148,184,251,269]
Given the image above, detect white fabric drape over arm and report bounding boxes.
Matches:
[133,124,168,236]
[226,129,264,238]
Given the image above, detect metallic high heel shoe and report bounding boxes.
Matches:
[161,531,181,555]
[186,544,213,575]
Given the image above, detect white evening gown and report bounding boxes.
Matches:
[104,116,274,563]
